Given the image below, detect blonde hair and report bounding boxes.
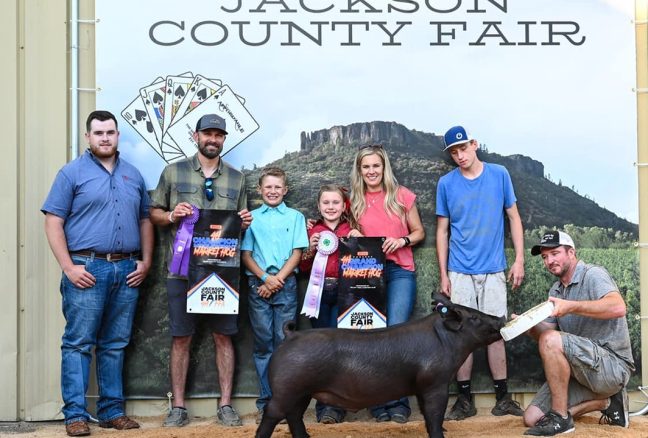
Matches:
[349,145,405,228]
[258,166,287,186]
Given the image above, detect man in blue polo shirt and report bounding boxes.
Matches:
[42,110,153,437]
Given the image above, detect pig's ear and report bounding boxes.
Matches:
[440,307,463,332]
[431,292,451,307]
[433,302,449,315]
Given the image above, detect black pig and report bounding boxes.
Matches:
[255,295,505,438]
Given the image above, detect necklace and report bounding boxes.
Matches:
[366,191,383,208]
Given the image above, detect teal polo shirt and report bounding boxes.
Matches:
[241,202,308,275]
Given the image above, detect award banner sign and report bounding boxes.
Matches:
[186,210,242,314]
[337,237,386,330]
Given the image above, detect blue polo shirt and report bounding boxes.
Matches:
[41,149,150,253]
[241,202,308,274]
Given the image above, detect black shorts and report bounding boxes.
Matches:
[167,278,238,337]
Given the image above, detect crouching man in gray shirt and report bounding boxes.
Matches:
[520,230,634,437]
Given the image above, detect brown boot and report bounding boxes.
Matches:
[98,415,140,430]
[65,420,90,436]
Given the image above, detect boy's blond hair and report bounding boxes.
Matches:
[258,166,287,186]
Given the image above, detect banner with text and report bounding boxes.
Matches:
[337,237,386,330]
[187,209,242,314]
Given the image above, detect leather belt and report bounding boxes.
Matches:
[71,250,139,262]
[324,277,338,289]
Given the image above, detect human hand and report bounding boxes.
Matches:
[548,296,570,317]
[257,284,273,299]
[64,264,96,289]
[126,260,151,287]
[382,237,405,254]
[439,275,451,297]
[347,229,363,238]
[264,274,284,291]
[507,260,525,290]
[306,218,317,230]
[171,202,194,221]
[239,209,253,230]
[309,233,320,251]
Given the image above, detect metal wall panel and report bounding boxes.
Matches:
[20,0,68,421]
[0,0,20,421]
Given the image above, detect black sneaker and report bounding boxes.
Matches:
[319,407,342,424]
[524,410,575,436]
[491,394,524,416]
[599,387,629,428]
[445,394,477,421]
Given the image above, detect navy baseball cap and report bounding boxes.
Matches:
[195,114,228,134]
[531,231,576,256]
[443,125,473,151]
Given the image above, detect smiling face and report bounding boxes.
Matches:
[194,128,226,159]
[448,140,479,170]
[86,119,119,159]
[319,190,345,224]
[540,245,576,279]
[258,175,288,207]
[360,153,384,192]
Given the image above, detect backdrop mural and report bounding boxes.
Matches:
[95,0,640,399]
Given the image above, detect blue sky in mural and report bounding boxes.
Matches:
[96,0,638,222]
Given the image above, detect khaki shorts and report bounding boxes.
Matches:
[530,332,631,413]
[448,271,507,318]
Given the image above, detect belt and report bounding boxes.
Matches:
[324,277,338,288]
[71,250,139,262]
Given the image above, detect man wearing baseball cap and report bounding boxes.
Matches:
[521,230,633,436]
[437,125,525,420]
[149,113,252,428]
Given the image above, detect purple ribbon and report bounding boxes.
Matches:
[169,205,200,276]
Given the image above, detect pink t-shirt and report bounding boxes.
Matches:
[357,186,416,271]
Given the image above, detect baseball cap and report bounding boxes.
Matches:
[195,114,228,134]
[443,125,473,151]
[531,231,575,256]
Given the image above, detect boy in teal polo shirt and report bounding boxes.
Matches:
[241,166,308,422]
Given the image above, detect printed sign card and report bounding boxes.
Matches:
[337,237,386,329]
[186,210,242,314]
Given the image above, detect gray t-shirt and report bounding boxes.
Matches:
[546,260,634,370]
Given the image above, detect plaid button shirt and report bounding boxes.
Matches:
[150,153,248,276]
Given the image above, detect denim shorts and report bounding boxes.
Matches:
[530,332,631,413]
[167,278,238,336]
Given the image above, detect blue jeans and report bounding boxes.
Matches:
[60,255,139,424]
[371,261,416,419]
[310,286,347,421]
[310,287,339,329]
[248,275,298,410]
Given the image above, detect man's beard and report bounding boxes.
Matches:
[199,142,221,159]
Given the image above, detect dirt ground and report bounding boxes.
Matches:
[3,408,648,438]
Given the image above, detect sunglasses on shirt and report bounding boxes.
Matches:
[204,178,214,201]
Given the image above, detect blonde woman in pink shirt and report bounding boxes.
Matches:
[348,144,425,423]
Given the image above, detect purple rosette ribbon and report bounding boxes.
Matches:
[301,231,339,318]
[169,205,200,276]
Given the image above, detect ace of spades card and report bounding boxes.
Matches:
[166,85,259,158]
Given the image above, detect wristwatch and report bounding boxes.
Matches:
[402,236,411,246]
